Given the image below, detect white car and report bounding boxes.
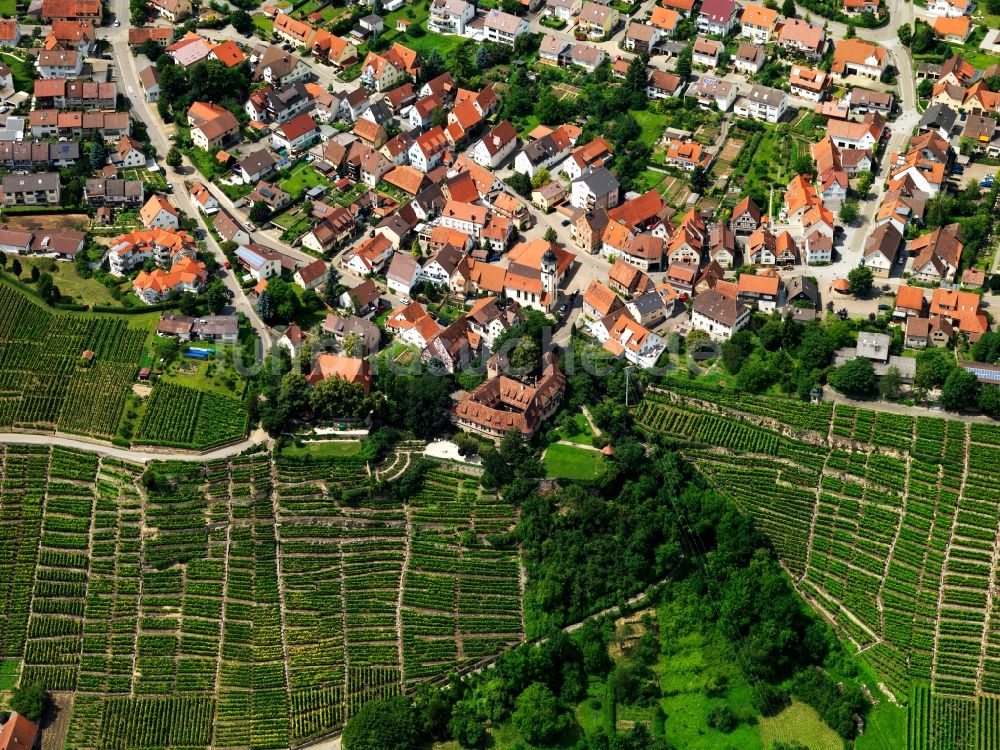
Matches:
[113,18,120,26]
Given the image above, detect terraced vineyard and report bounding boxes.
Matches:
[0,284,249,449]
[0,285,146,438]
[0,443,521,749]
[636,387,1000,750]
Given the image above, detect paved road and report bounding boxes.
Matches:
[99,6,273,357]
[0,430,270,463]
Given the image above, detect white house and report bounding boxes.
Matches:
[236,243,282,280]
[925,0,973,17]
[690,289,750,340]
[139,195,179,230]
[735,85,787,124]
[470,120,519,169]
[190,182,219,215]
[483,10,530,46]
[429,0,476,34]
[270,113,319,153]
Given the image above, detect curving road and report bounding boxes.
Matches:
[98,4,272,359]
[0,429,272,463]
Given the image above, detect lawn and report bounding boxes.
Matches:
[17,257,124,307]
[633,108,671,148]
[182,147,225,181]
[252,14,274,38]
[157,345,246,398]
[758,701,845,750]
[557,412,595,446]
[277,161,332,199]
[544,443,604,480]
[0,53,32,93]
[0,659,18,691]
[280,440,363,458]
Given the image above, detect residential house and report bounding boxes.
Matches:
[213,210,251,246]
[189,182,219,216]
[863,222,903,277]
[483,10,530,46]
[0,20,19,47]
[832,38,887,79]
[111,135,146,169]
[777,18,826,58]
[740,2,778,42]
[138,66,160,103]
[909,223,962,284]
[187,101,240,151]
[238,149,277,184]
[697,0,738,35]
[545,0,582,22]
[893,284,927,320]
[271,112,319,153]
[647,69,684,99]
[133,256,207,304]
[650,6,681,34]
[429,0,476,34]
[470,119,519,169]
[735,85,788,123]
[149,0,192,21]
[342,234,394,277]
[322,313,381,354]
[731,196,761,236]
[691,289,750,340]
[692,38,722,68]
[248,180,292,213]
[929,287,987,336]
[625,23,661,53]
[294,258,328,291]
[582,279,623,319]
[386,252,420,297]
[733,44,766,75]
[609,258,653,296]
[385,301,443,348]
[570,167,619,211]
[84,178,144,207]
[933,15,972,43]
[236,243,283,280]
[408,126,449,172]
[686,75,738,111]
[905,315,955,349]
[35,50,82,79]
[737,272,781,311]
[253,46,311,87]
[789,65,830,101]
[139,195,179,230]
[306,354,373,392]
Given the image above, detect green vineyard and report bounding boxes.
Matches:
[0,285,145,438]
[0,444,522,749]
[636,387,1000,750]
[0,282,249,450]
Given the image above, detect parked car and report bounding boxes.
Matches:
[878,303,890,311]
[950,165,964,175]
[560,219,570,226]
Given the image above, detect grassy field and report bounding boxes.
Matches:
[0,53,33,93]
[252,14,274,38]
[15,257,123,307]
[633,108,671,147]
[544,442,604,480]
[0,659,18,692]
[280,440,364,458]
[278,161,331,198]
[655,623,766,749]
[556,412,595,446]
[759,701,845,750]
